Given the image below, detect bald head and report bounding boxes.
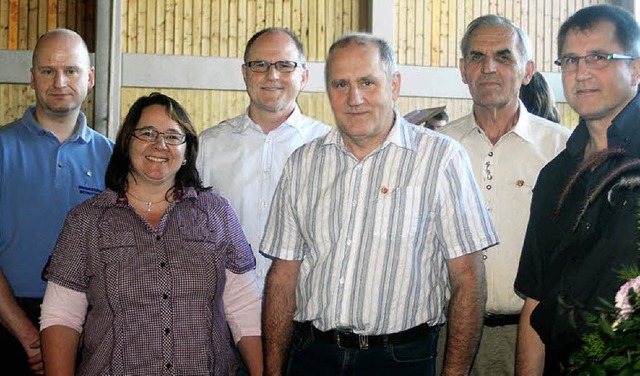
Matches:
[32,29,91,69]
[30,28,95,128]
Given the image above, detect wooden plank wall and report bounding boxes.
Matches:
[120,0,368,133]
[0,0,95,126]
[394,0,609,128]
[0,0,616,129]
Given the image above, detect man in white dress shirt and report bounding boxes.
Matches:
[197,27,330,289]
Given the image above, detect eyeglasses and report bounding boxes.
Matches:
[554,53,636,72]
[245,60,301,73]
[132,128,186,145]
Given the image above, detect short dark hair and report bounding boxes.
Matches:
[519,72,560,123]
[243,27,306,65]
[433,111,449,122]
[557,5,640,58]
[325,33,397,85]
[460,15,531,62]
[105,92,203,194]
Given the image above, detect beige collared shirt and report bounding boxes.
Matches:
[439,102,570,314]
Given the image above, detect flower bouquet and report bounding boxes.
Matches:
[566,267,640,375]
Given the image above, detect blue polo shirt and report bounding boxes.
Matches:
[0,106,113,298]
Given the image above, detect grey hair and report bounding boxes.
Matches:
[460,15,532,62]
[325,32,397,85]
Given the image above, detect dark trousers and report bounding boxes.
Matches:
[0,297,42,375]
[287,323,439,376]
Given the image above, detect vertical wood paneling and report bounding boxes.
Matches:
[430,0,440,66]
[254,0,265,32]
[316,0,325,60]
[237,0,247,57]
[0,2,7,49]
[193,0,202,55]
[18,0,28,49]
[156,0,166,54]
[210,0,219,56]
[184,0,193,55]
[201,0,210,54]
[174,0,183,54]
[397,0,406,65]
[165,0,175,54]
[146,0,156,54]
[414,0,423,66]
[127,0,137,52]
[28,0,38,49]
[65,0,74,34]
[137,0,146,53]
[219,0,228,56]
[446,0,456,66]
[46,0,56,30]
[56,0,64,28]
[37,0,47,44]
[226,0,236,56]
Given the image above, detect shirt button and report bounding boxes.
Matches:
[162,293,168,299]
[165,363,172,369]
[58,163,64,168]
[160,262,166,268]
[482,254,488,260]
[156,235,161,241]
[164,328,171,335]
[488,151,493,157]
[346,239,352,246]
[486,185,492,190]
[585,222,592,230]
[339,278,345,284]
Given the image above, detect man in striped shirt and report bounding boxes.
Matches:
[261,32,499,376]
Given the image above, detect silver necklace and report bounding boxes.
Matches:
[126,191,167,212]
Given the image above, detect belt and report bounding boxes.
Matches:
[484,314,519,327]
[298,321,439,350]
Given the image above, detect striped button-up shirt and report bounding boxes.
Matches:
[261,114,498,335]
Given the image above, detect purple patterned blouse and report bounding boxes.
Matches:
[43,187,256,376]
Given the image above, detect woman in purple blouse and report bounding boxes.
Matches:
[39,93,262,375]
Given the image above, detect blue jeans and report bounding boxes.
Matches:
[287,324,440,376]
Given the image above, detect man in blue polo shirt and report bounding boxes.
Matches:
[0,28,113,374]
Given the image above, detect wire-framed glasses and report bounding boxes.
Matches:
[132,127,186,145]
[554,53,635,72]
[245,60,301,73]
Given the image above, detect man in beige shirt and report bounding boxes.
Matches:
[437,15,570,375]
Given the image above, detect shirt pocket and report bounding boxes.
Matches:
[97,230,137,264]
[179,226,227,283]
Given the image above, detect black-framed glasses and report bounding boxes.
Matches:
[554,53,636,72]
[245,60,301,73]
[132,127,186,145]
